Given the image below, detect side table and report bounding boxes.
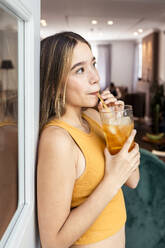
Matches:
[142,135,165,163]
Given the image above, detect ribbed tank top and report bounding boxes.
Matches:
[43,113,127,245]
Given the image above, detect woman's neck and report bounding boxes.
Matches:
[60,106,83,125]
[59,106,90,132]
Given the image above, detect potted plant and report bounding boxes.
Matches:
[146,83,165,140]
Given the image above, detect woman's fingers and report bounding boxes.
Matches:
[115,100,124,110]
[117,100,124,106]
[130,150,140,171]
[99,90,124,109]
[132,152,140,165]
[131,152,140,165]
[105,97,117,105]
[132,157,140,171]
[101,90,115,99]
[121,129,137,153]
[100,91,118,107]
[98,92,117,109]
[129,143,139,156]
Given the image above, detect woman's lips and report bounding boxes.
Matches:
[89,91,99,95]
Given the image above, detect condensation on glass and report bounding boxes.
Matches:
[0,7,18,239]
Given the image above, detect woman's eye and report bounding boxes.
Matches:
[93,61,96,67]
[76,67,84,74]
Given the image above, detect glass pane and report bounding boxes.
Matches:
[0,6,18,239]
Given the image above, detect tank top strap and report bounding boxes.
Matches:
[43,117,94,137]
[82,113,102,130]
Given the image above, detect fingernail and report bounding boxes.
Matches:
[133,129,137,135]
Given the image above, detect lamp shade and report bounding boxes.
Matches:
[1,60,14,69]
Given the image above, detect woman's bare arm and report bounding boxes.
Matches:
[37,127,118,248]
[124,168,140,188]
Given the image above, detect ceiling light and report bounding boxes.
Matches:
[40,19,47,27]
[91,20,98,25]
[134,32,138,36]
[138,28,143,33]
[107,20,113,25]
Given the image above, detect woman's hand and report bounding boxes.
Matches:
[103,129,140,192]
[98,89,124,111]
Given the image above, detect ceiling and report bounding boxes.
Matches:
[0,8,17,32]
[41,0,165,41]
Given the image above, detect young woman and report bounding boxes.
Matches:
[37,32,140,248]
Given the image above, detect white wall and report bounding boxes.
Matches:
[110,41,135,92]
[91,40,136,93]
[97,44,111,90]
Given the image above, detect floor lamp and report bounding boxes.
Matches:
[0,60,14,119]
[0,59,14,91]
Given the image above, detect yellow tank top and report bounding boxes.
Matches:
[43,112,127,245]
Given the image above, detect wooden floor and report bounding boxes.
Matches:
[134,118,165,163]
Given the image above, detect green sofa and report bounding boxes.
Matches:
[123,149,165,248]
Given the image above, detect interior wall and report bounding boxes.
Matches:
[92,32,165,94]
[97,44,111,90]
[91,40,136,93]
[111,41,135,92]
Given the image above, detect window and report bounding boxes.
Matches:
[0,2,25,246]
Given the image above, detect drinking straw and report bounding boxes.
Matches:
[97,93,110,112]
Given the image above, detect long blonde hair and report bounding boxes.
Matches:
[40,31,91,133]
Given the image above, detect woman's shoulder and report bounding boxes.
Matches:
[39,124,75,154]
[83,108,102,126]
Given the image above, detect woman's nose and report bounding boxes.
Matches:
[89,68,100,84]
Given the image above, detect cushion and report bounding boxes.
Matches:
[123,149,165,248]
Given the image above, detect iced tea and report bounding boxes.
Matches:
[100,105,134,155]
[102,119,134,155]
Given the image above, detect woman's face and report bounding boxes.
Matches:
[65,41,100,109]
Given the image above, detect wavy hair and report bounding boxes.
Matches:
[40,31,91,133]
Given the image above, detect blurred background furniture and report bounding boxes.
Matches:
[123,148,165,248]
[117,86,128,101]
[124,92,146,118]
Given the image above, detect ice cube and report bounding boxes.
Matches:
[108,125,117,134]
[120,116,131,125]
[116,111,123,119]
[109,118,118,125]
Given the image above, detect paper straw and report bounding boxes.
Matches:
[97,93,110,112]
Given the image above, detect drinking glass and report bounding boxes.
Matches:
[100,105,134,155]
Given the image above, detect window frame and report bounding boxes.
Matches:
[0,0,37,247]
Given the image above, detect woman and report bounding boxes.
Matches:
[37,31,140,248]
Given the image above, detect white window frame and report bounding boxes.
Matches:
[0,0,38,247]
